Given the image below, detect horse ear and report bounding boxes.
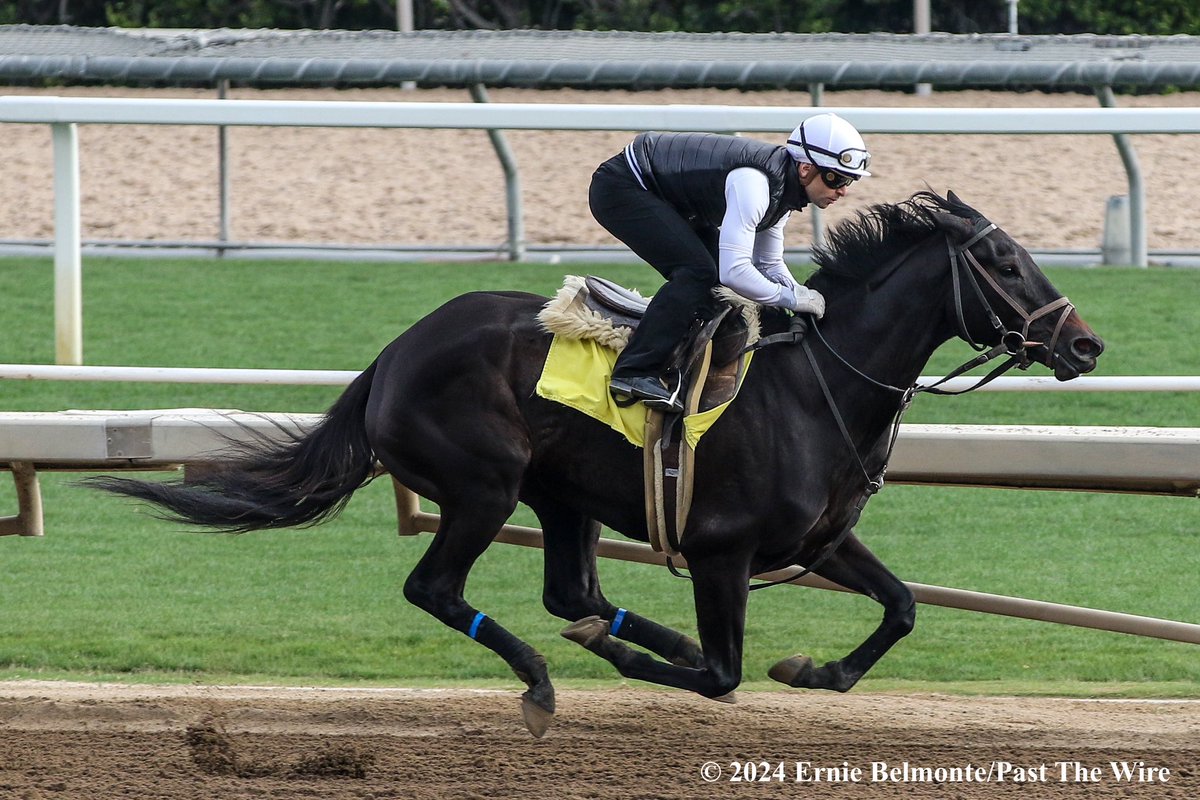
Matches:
[931,210,974,242]
[941,190,986,229]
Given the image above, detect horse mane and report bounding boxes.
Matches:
[809,190,983,286]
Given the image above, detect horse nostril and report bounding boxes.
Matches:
[1071,335,1104,360]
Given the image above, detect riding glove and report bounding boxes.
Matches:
[779,284,826,318]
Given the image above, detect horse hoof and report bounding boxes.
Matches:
[520,693,555,739]
[560,615,608,648]
[710,691,738,705]
[768,654,814,687]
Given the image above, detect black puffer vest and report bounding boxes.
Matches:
[628,132,808,230]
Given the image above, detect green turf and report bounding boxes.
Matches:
[1,256,1197,695]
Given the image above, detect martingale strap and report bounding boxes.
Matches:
[743,313,808,354]
[744,336,910,593]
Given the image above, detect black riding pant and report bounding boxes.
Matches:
[589,154,720,380]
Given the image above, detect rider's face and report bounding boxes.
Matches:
[799,163,854,209]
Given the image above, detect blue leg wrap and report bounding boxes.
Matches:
[468,612,487,640]
[610,608,628,636]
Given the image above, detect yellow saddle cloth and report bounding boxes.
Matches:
[535,334,753,450]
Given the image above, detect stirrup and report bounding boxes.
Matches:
[609,375,683,414]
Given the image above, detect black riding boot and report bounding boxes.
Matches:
[609,273,715,413]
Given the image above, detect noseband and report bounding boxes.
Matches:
[948,220,1076,371]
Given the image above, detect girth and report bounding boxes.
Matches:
[642,306,756,555]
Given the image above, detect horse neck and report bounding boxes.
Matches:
[798,238,956,428]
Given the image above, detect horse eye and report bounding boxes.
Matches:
[998,264,1020,278]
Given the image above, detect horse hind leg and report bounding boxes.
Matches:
[402,503,556,737]
[529,496,704,669]
[365,325,558,733]
[560,554,751,701]
[769,530,915,693]
[561,615,703,669]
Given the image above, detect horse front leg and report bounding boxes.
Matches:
[561,554,750,700]
[769,529,915,692]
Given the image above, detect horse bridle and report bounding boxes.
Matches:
[746,218,1078,590]
[946,219,1076,375]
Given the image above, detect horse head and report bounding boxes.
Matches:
[931,190,1104,381]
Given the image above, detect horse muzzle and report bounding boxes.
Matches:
[1044,318,1104,381]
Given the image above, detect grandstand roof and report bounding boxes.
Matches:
[3,25,1200,89]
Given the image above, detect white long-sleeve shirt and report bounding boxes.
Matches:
[716,167,801,307]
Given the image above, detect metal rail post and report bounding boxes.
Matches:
[1095,85,1147,267]
[51,122,82,365]
[469,84,525,261]
[217,79,232,257]
[807,83,826,251]
[914,0,932,96]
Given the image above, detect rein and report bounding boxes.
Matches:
[743,218,1076,591]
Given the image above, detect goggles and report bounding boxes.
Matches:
[787,122,872,172]
[819,169,857,190]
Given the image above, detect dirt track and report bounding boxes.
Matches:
[0,682,1196,799]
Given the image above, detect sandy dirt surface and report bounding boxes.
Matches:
[3,85,1200,254]
[0,681,1196,799]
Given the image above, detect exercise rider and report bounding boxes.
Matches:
[588,112,872,413]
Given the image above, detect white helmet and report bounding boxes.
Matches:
[786,113,872,178]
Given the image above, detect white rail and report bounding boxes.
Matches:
[0,363,360,386]
[1,363,1198,393]
[4,95,1199,364]
[441,515,1200,646]
[4,96,1200,133]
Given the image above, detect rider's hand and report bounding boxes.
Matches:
[780,284,826,318]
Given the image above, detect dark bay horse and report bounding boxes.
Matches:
[93,191,1103,736]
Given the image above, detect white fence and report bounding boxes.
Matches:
[2,406,1197,642]
[5,95,1200,364]
[4,363,1200,393]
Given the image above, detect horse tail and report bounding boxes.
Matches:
[88,362,379,533]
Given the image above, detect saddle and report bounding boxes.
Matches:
[539,275,759,555]
[574,275,759,406]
